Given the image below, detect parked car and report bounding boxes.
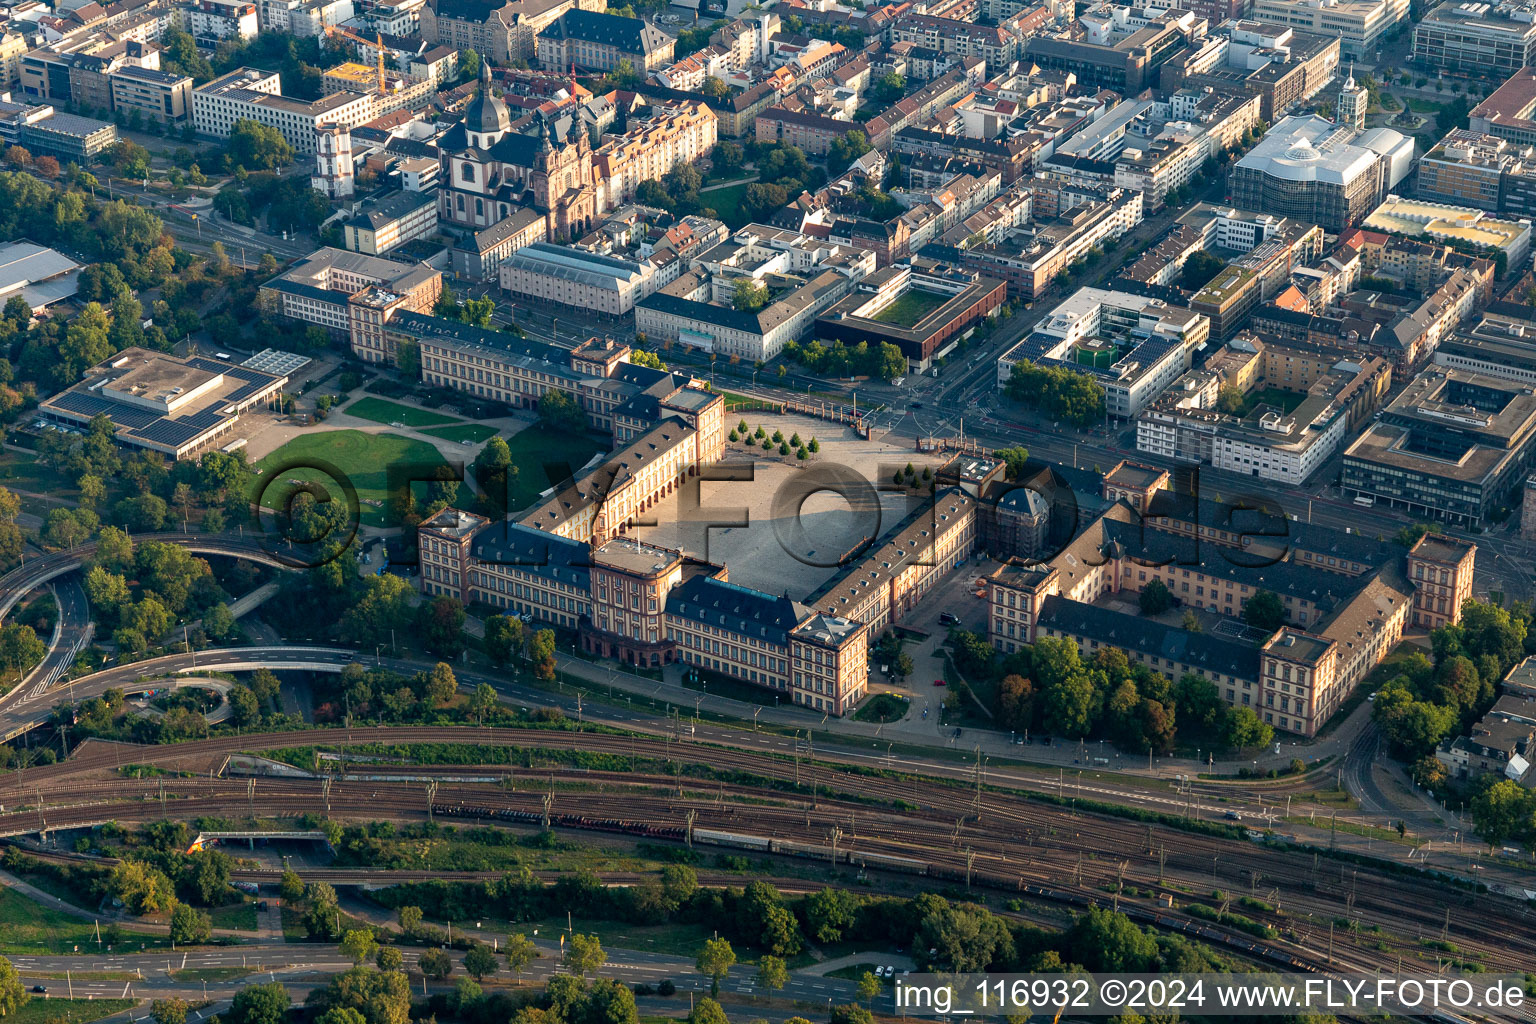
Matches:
[933,679,946,687]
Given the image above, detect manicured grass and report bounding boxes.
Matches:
[699,182,752,229]
[344,396,458,428]
[853,692,910,723]
[0,888,168,955]
[1245,387,1306,415]
[871,289,950,327]
[255,429,452,527]
[502,421,606,512]
[208,901,259,931]
[1406,98,1446,113]
[9,998,138,1024]
[525,916,717,959]
[421,423,500,444]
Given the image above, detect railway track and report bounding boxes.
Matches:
[3,751,1530,980]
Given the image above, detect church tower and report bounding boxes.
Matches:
[1337,64,1368,131]
[312,123,354,199]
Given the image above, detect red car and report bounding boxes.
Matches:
[933,679,947,687]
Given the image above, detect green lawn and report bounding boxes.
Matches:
[208,901,259,931]
[255,429,452,527]
[699,182,753,229]
[1238,387,1307,417]
[826,963,880,981]
[853,692,910,723]
[0,887,169,955]
[422,423,501,444]
[344,396,458,428]
[502,421,606,512]
[9,998,138,1024]
[872,289,950,327]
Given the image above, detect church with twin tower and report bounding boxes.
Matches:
[436,62,599,240]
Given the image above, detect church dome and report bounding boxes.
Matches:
[465,61,509,136]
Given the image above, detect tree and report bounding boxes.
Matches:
[151,999,190,1024]
[170,903,211,945]
[504,933,536,974]
[0,957,27,1019]
[0,625,45,677]
[108,860,178,914]
[278,870,304,903]
[527,628,557,680]
[1066,907,1157,972]
[1223,705,1273,753]
[418,948,452,981]
[458,48,481,81]
[993,446,1029,480]
[1180,250,1226,291]
[856,972,880,1005]
[829,1006,873,1024]
[1243,590,1286,632]
[340,929,377,964]
[204,602,235,641]
[229,983,289,1024]
[696,937,736,997]
[1138,579,1172,615]
[755,955,788,991]
[418,598,466,659]
[803,887,856,943]
[375,947,404,972]
[397,906,422,934]
[1215,384,1246,414]
[464,943,498,980]
[1041,671,1094,738]
[1471,779,1533,850]
[415,661,456,706]
[228,119,293,171]
[484,614,524,666]
[688,999,729,1024]
[732,278,770,312]
[565,933,605,977]
[998,674,1034,733]
[469,683,498,722]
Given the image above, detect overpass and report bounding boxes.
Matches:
[0,646,361,741]
[0,532,298,621]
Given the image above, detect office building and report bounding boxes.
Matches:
[193,67,377,153]
[1248,0,1408,58]
[420,0,603,63]
[259,246,442,333]
[1362,194,1531,269]
[1470,66,1536,146]
[1413,0,1536,77]
[995,286,1208,418]
[1229,114,1413,232]
[343,189,438,254]
[1342,365,1536,528]
[534,8,675,72]
[108,65,193,124]
[498,242,658,317]
[38,348,287,460]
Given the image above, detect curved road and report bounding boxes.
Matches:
[0,532,295,621]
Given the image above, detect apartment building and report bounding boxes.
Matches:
[893,12,1020,67]
[957,186,1143,297]
[591,101,717,209]
[1160,22,1341,122]
[178,0,258,44]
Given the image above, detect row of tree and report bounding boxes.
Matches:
[781,338,908,382]
[1003,360,1107,427]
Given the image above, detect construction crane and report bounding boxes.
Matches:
[325,24,388,95]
